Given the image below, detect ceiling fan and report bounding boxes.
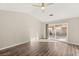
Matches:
[32,3,53,10]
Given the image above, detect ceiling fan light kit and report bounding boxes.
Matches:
[41,6,45,10]
[32,3,53,10]
[32,3,53,16]
[49,14,53,16]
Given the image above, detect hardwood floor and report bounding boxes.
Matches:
[0,41,79,56]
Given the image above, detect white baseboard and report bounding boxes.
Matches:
[0,41,29,51]
[52,39,79,46]
[36,39,79,46]
[61,41,79,46]
[0,40,79,51]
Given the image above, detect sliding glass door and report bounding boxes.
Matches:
[47,23,68,41]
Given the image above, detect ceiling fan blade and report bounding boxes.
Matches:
[47,3,54,5]
[32,5,41,7]
[32,3,54,9]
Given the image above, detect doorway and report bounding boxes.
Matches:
[47,23,68,41]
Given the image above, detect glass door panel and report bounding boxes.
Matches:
[48,24,55,39]
[55,24,67,41]
[47,23,68,41]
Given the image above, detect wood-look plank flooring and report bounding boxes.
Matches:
[0,41,79,56]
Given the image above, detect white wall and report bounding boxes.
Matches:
[67,18,79,44]
[46,17,79,44]
[0,10,44,49]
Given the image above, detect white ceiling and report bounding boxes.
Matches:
[0,3,79,22]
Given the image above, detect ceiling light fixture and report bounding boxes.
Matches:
[49,14,53,16]
[41,6,45,10]
[32,3,53,11]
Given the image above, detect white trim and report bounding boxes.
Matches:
[61,41,79,46]
[0,40,79,51]
[37,39,79,46]
[0,41,29,51]
[52,39,79,46]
